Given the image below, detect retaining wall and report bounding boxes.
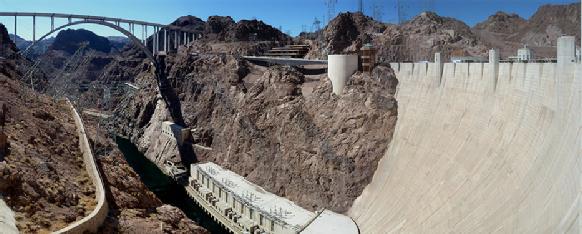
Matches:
[54,101,108,234]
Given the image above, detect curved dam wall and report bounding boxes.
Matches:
[55,101,108,234]
[0,197,18,234]
[349,61,581,233]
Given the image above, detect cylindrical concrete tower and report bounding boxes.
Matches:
[557,36,576,63]
[328,55,358,95]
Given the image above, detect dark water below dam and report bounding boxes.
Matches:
[115,137,227,233]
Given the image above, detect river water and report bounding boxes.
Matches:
[115,137,227,233]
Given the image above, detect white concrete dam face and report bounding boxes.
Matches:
[348,62,582,233]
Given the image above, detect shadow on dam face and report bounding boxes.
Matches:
[348,62,581,233]
[116,137,228,233]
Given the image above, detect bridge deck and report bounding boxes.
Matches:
[0,12,199,33]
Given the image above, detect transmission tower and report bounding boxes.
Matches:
[425,0,435,13]
[312,17,322,32]
[373,0,384,21]
[324,0,338,23]
[358,0,363,13]
[396,0,409,24]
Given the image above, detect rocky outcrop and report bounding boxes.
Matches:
[0,24,17,58]
[518,3,580,46]
[0,24,20,79]
[9,34,55,58]
[204,16,236,41]
[114,37,399,212]
[200,16,290,42]
[322,12,386,55]
[98,150,208,233]
[0,103,7,159]
[473,12,527,34]
[473,3,580,58]
[0,76,95,233]
[392,11,487,60]
[307,11,487,61]
[172,16,207,34]
[51,29,112,54]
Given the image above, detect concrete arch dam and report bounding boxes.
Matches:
[349,61,581,233]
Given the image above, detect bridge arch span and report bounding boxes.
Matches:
[23,19,155,63]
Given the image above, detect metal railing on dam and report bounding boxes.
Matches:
[54,100,108,234]
[348,57,581,233]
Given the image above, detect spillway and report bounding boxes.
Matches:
[348,61,581,233]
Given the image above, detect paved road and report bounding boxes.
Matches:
[242,56,327,66]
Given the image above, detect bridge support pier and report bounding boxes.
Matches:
[164,29,168,52]
[32,15,35,42]
[174,30,178,50]
[153,27,158,56]
[13,16,16,44]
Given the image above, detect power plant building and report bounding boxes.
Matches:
[187,162,359,234]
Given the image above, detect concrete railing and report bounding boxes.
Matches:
[54,100,108,234]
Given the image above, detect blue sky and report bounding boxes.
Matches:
[0,0,579,40]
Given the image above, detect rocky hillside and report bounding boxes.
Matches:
[9,34,55,58]
[323,12,386,55]
[518,3,580,46]
[0,75,95,233]
[474,12,527,35]
[51,29,112,54]
[33,28,138,110]
[171,16,207,35]
[0,26,97,233]
[473,3,581,58]
[0,24,18,59]
[306,11,488,61]
[111,37,399,213]
[203,16,290,42]
[97,150,208,233]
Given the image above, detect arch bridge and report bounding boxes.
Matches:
[0,12,201,61]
